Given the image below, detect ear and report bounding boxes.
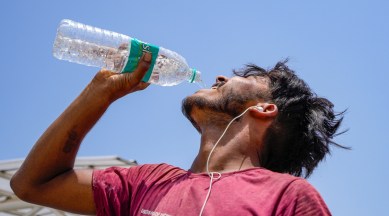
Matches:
[249,103,278,119]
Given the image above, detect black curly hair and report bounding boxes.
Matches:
[234,60,348,178]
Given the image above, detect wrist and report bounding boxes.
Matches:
[81,80,113,107]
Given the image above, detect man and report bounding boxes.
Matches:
[11,52,344,215]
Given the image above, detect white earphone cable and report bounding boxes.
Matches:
[199,107,254,216]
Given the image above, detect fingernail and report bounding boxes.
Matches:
[143,52,152,62]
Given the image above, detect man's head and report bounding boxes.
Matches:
[182,60,346,178]
[181,71,271,132]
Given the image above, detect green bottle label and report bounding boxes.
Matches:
[122,38,159,82]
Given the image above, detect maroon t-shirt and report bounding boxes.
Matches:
[92,163,331,216]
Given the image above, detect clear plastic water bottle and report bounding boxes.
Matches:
[52,19,202,86]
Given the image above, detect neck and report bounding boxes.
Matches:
[190,118,263,174]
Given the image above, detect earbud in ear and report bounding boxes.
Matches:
[252,106,263,112]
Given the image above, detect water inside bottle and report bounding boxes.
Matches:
[53,35,129,72]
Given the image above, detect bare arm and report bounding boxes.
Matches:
[10,53,152,214]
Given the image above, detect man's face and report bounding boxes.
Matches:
[182,75,269,131]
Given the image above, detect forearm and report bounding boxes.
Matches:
[11,81,111,193]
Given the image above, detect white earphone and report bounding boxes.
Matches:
[253,106,263,112]
[199,105,264,216]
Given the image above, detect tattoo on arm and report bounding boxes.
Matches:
[62,130,79,153]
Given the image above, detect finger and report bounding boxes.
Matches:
[131,52,152,83]
[135,82,151,91]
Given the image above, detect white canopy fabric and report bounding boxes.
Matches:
[0,156,137,216]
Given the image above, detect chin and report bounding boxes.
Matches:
[181,96,202,133]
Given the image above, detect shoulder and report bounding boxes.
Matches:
[247,167,302,186]
[93,163,186,184]
[130,163,186,181]
[279,177,331,215]
[248,169,331,215]
[283,177,323,199]
[259,170,324,202]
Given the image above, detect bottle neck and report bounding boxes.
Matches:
[189,68,197,83]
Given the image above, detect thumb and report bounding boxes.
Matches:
[131,52,152,83]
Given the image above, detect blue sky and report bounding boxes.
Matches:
[1,1,388,215]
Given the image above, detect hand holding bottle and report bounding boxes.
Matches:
[89,52,152,103]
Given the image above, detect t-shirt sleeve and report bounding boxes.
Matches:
[92,164,181,216]
[277,179,332,216]
[92,166,132,215]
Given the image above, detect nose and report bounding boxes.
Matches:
[216,75,228,83]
